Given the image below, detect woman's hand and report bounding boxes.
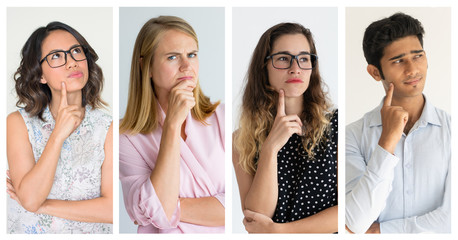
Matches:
[243,209,277,233]
[163,80,196,129]
[52,82,84,141]
[263,89,302,153]
[7,170,43,214]
[7,170,21,206]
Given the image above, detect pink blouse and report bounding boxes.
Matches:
[119,104,225,233]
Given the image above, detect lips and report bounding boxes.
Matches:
[177,76,194,81]
[403,76,422,85]
[68,71,83,78]
[286,78,304,83]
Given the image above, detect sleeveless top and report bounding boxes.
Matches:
[7,105,113,234]
[273,110,338,223]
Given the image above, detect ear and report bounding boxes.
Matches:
[40,76,47,84]
[367,64,383,81]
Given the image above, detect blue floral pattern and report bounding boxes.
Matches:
[7,105,112,234]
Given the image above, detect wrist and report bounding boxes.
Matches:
[259,144,278,161]
[378,136,397,154]
[49,131,66,146]
[272,222,283,233]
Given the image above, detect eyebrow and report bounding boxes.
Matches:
[274,51,311,55]
[165,50,198,55]
[47,44,81,55]
[388,50,424,61]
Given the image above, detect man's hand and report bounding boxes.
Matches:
[378,83,408,154]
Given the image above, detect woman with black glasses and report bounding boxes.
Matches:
[233,22,338,233]
[7,21,113,233]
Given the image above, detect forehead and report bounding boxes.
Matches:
[272,33,310,53]
[41,30,79,54]
[156,29,197,53]
[382,35,423,60]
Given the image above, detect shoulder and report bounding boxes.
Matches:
[432,106,450,123]
[328,109,338,125]
[211,102,225,129]
[7,110,23,122]
[7,111,29,140]
[88,107,113,129]
[7,110,27,130]
[215,103,225,118]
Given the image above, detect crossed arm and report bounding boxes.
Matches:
[7,112,113,223]
[232,133,337,233]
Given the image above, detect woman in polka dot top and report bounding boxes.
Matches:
[233,22,338,233]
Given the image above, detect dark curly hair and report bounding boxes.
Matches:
[14,21,106,121]
[363,12,425,79]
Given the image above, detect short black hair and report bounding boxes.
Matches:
[362,12,425,79]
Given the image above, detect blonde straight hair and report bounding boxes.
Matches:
[120,16,219,135]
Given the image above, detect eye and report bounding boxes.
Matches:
[50,52,63,60]
[276,55,290,62]
[188,52,197,58]
[299,56,310,62]
[413,54,424,60]
[167,55,177,60]
[393,59,403,64]
[72,47,83,54]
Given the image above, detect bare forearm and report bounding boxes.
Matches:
[39,197,113,223]
[16,133,65,212]
[180,196,225,226]
[150,123,181,220]
[244,148,278,218]
[274,205,338,233]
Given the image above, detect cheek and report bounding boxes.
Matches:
[152,63,175,87]
[266,66,280,86]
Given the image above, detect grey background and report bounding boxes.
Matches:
[232,7,338,233]
[118,7,225,233]
[346,7,451,124]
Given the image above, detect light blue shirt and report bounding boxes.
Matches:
[345,96,450,233]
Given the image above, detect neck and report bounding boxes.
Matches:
[391,94,425,124]
[49,90,83,118]
[285,96,304,116]
[155,89,169,114]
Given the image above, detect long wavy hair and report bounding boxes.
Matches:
[234,23,332,176]
[14,21,106,121]
[120,16,219,135]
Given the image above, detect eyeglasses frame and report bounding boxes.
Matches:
[39,45,87,68]
[266,52,318,70]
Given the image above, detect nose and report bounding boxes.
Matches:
[179,57,192,71]
[289,58,301,74]
[65,53,78,69]
[404,60,419,76]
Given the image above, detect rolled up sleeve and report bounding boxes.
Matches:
[119,134,180,229]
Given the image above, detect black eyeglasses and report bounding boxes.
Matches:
[40,45,87,68]
[266,52,318,70]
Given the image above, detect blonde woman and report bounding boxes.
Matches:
[119,16,225,233]
[233,23,337,233]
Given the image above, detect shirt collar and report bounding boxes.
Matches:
[41,104,91,127]
[368,95,441,128]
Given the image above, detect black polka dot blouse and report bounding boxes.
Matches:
[272,110,338,223]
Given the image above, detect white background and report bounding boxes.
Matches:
[6,7,113,116]
[232,7,338,233]
[1,0,457,240]
[346,7,451,124]
[118,7,225,233]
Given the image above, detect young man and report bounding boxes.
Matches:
[345,13,450,233]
